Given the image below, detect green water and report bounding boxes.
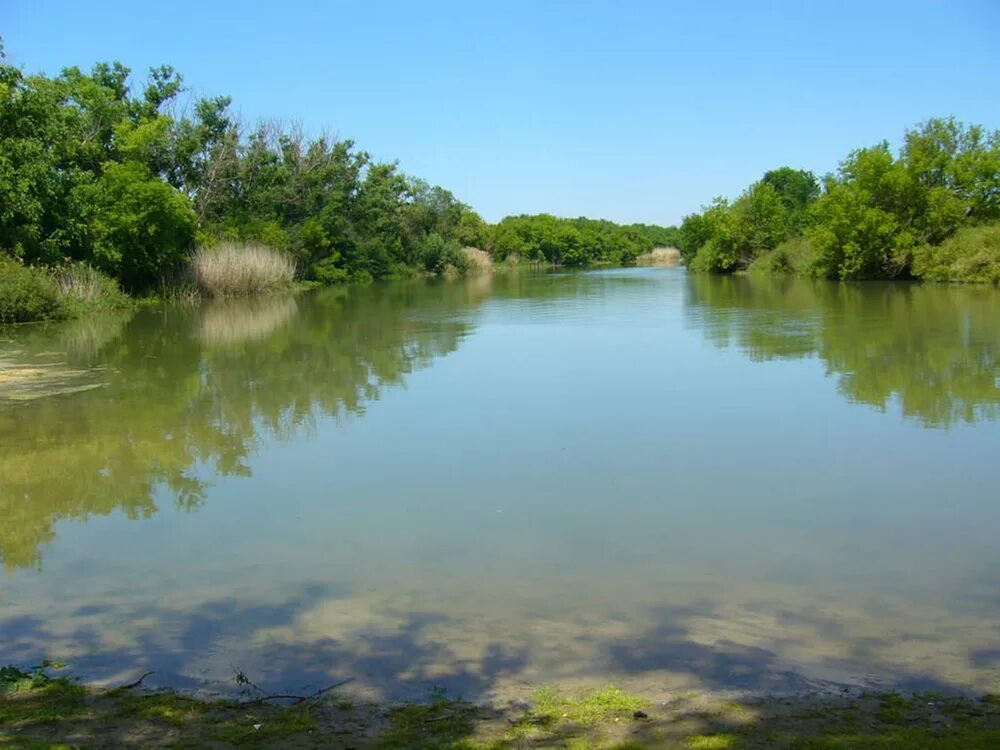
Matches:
[1,269,998,700]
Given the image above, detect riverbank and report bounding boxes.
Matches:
[1,667,997,749]
[0,247,525,326]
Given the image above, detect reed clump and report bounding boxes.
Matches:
[635,247,681,266]
[461,246,495,274]
[54,263,128,309]
[190,242,296,297]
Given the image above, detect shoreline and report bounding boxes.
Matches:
[2,666,997,748]
[5,258,999,328]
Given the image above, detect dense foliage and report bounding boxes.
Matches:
[0,46,677,316]
[680,119,1000,282]
[490,215,680,266]
[0,49,493,291]
[0,257,61,323]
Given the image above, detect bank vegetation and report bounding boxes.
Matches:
[0,44,676,322]
[677,119,1000,283]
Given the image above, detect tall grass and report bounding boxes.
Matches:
[461,246,494,274]
[635,247,681,266]
[55,263,127,308]
[191,242,296,297]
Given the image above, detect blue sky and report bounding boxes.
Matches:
[4,0,999,225]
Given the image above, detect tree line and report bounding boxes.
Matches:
[5,43,994,319]
[677,119,1000,282]
[0,47,677,304]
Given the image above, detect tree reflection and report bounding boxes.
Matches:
[0,281,489,570]
[685,274,1000,426]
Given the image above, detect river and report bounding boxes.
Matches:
[1,268,997,701]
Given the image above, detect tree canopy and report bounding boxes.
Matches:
[1,47,677,293]
[680,119,1000,282]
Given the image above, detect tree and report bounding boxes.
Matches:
[76,161,197,289]
[761,167,819,230]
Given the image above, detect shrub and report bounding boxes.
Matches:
[0,258,63,323]
[190,242,296,297]
[54,263,129,312]
[912,223,1000,283]
[748,236,817,275]
[690,239,735,273]
[309,256,350,285]
[417,233,467,275]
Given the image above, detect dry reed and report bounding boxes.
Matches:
[461,246,494,274]
[636,247,682,266]
[191,242,296,297]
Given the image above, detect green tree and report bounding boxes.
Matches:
[761,167,819,229]
[76,161,197,289]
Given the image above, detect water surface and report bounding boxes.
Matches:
[1,269,998,700]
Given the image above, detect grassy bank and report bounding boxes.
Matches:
[1,666,997,749]
[0,259,132,324]
[1,245,301,324]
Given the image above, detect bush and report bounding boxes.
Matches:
[912,223,1000,283]
[417,233,467,275]
[689,239,735,273]
[190,242,296,297]
[309,256,350,285]
[54,263,129,312]
[748,236,817,275]
[0,258,63,323]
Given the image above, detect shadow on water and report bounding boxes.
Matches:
[684,273,1000,427]
[0,584,980,701]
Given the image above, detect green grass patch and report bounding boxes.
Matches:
[0,667,87,727]
[210,705,317,745]
[378,697,480,749]
[686,734,738,749]
[530,685,650,725]
[110,691,217,725]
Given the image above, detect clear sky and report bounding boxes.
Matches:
[3,0,999,225]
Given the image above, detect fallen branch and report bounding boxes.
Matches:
[240,693,309,706]
[424,712,457,723]
[119,671,155,690]
[238,678,355,707]
[312,677,355,698]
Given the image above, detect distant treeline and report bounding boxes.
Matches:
[0,47,677,299]
[491,216,680,266]
[677,119,1000,282]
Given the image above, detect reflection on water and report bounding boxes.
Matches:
[198,295,300,348]
[1,269,998,699]
[0,283,481,570]
[685,274,1000,426]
